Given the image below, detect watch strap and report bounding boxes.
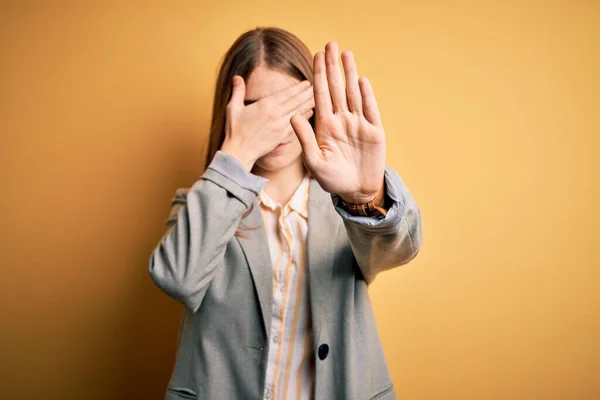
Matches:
[340,185,388,217]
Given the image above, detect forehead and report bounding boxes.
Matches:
[245,65,301,101]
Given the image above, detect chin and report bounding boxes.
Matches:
[254,148,303,173]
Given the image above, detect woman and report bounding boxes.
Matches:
[149,26,422,400]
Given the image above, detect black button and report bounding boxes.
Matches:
[318,344,329,360]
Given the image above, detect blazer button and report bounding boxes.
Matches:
[318,344,329,360]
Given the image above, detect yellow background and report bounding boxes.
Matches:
[1,1,598,399]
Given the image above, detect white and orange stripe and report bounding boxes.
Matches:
[258,174,315,400]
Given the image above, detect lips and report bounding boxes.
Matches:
[270,142,289,153]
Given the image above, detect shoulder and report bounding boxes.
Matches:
[172,187,191,202]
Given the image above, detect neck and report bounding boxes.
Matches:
[252,159,307,206]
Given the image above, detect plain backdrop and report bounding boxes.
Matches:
[1,1,598,399]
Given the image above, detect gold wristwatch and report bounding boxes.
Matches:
[340,184,388,218]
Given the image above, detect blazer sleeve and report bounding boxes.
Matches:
[330,165,423,284]
[148,151,268,313]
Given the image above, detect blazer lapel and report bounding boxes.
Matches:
[235,200,273,339]
[308,178,340,345]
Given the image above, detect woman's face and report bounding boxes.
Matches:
[244,64,307,174]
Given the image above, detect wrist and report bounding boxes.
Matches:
[338,178,388,218]
[339,192,380,205]
[339,178,386,205]
[220,140,256,172]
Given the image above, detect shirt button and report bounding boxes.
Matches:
[273,335,279,344]
[280,284,285,293]
[265,387,271,399]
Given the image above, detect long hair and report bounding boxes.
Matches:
[204,27,315,236]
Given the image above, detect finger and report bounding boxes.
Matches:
[280,84,314,115]
[290,108,314,123]
[325,42,348,112]
[280,109,313,138]
[282,95,315,123]
[313,51,332,117]
[291,114,321,170]
[229,75,246,108]
[359,77,382,127]
[268,79,312,106]
[341,50,362,115]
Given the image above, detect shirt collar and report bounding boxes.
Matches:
[258,174,310,219]
[288,174,310,218]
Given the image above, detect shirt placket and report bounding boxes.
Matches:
[278,206,295,283]
[271,207,298,400]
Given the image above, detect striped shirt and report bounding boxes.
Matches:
[257,174,315,400]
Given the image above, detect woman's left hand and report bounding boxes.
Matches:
[291,41,386,204]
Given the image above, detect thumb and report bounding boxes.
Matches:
[290,114,321,171]
[229,75,246,107]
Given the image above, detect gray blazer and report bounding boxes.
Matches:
[149,151,423,400]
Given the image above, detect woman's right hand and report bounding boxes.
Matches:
[220,75,315,171]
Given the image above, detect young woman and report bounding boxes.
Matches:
[149,27,422,400]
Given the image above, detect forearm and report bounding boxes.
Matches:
[332,166,423,283]
[148,151,268,312]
